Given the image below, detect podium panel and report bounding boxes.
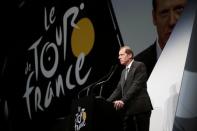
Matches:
[70,96,122,131]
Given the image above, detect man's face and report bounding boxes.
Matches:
[118,48,132,66]
[153,0,187,49]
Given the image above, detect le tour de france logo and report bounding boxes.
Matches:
[23,2,95,119]
[74,106,87,131]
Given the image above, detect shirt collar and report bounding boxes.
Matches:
[126,59,134,70]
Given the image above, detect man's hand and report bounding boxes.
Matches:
[113,100,124,110]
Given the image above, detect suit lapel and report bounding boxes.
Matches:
[120,69,126,87]
[125,61,136,82]
[121,62,136,96]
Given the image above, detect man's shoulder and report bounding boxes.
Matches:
[134,42,157,77]
[133,60,145,67]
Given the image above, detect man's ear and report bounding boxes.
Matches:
[129,54,132,59]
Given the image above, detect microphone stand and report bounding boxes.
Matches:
[77,64,118,99]
[91,64,118,98]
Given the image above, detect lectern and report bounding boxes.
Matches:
[70,96,122,131]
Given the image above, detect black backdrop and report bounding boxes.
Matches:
[0,0,124,130]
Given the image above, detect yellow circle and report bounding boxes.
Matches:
[71,18,95,57]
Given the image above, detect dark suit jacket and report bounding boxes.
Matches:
[134,42,157,78]
[107,61,153,115]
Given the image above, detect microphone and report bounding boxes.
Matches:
[77,64,118,99]
[94,64,118,97]
[94,64,118,86]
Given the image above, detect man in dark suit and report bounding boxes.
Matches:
[107,46,153,131]
[135,0,187,78]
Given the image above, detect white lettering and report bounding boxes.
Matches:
[23,71,35,119]
[75,53,91,85]
[40,42,59,78]
[35,86,43,111]
[44,81,54,108]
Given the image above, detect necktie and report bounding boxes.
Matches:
[125,68,129,80]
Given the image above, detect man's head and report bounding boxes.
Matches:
[152,0,187,49]
[118,46,133,66]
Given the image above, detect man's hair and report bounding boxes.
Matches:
[152,0,157,11]
[120,45,134,57]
